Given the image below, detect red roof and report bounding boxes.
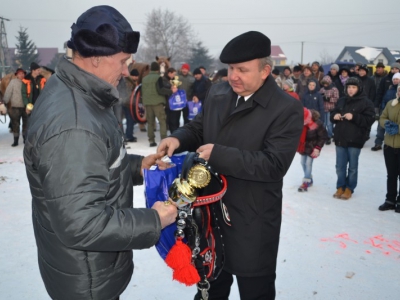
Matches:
[271,46,286,59]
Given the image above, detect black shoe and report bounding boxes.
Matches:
[140,128,147,132]
[371,145,382,151]
[378,202,395,211]
[395,206,400,213]
[126,137,137,143]
[11,137,19,147]
[149,142,157,147]
[325,139,331,145]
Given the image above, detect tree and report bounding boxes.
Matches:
[319,49,336,66]
[13,27,40,70]
[143,8,196,64]
[46,53,63,70]
[187,41,214,71]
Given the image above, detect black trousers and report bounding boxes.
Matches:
[384,145,400,204]
[166,108,182,134]
[194,270,276,300]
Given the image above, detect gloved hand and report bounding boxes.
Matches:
[385,120,399,135]
[310,148,320,158]
[323,96,330,102]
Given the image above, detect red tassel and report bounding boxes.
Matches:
[173,264,201,286]
[165,238,192,269]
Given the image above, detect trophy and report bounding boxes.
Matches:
[26,103,34,111]
[170,76,182,88]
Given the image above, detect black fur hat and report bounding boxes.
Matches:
[67,5,140,57]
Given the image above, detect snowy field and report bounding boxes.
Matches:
[0,117,399,300]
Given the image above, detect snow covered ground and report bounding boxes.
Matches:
[0,117,399,300]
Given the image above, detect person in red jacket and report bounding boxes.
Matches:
[282,79,300,100]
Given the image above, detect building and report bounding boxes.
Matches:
[8,47,59,68]
[271,46,287,66]
[336,46,400,66]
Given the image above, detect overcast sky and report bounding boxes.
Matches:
[1,0,399,66]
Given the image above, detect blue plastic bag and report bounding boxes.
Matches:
[187,101,202,120]
[143,152,187,259]
[168,89,187,111]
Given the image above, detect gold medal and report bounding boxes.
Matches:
[188,164,211,188]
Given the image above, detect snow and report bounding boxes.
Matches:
[355,47,382,62]
[0,117,399,300]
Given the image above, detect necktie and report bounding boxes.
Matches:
[236,96,245,107]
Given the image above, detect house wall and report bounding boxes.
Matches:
[373,53,388,65]
[339,51,354,63]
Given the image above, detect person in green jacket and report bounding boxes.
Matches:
[378,85,400,212]
[141,61,167,147]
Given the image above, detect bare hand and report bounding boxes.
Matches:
[192,96,199,103]
[342,113,353,120]
[26,109,31,115]
[157,137,180,157]
[151,199,178,229]
[196,144,214,161]
[333,113,341,120]
[310,148,320,158]
[141,151,165,175]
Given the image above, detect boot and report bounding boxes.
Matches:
[11,136,19,147]
[340,188,352,200]
[378,202,395,211]
[298,178,311,192]
[333,187,344,198]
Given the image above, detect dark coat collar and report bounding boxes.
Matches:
[55,56,119,108]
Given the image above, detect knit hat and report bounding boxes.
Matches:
[392,73,400,81]
[282,79,294,90]
[330,64,339,72]
[358,64,369,73]
[376,62,385,68]
[193,68,202,75]
[293,65,302,72]
[150,61,160,71]
[391,62,400,70]
[181,63,190,70]
[67,5,140,57]
[220,31,271,64]
[130,68,139,76]
[30,62,40,71]
[321,75,332,85]
[217,68,227,77]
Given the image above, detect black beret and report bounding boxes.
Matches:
[219,31,271,64]
[67,5,140,57]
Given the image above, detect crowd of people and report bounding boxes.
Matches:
[0,5,399,298]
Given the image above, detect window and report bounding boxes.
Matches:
[378,59,383,63]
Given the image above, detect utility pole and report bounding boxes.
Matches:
[301,41,304,64]
[0,16,12,77]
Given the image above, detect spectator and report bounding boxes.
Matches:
[22,62,46,115]
[22,6,177,300]
[371,62,388,91]
[178,63,194,124]
[357,64,376,103]
[331,77,375,200]
[271,68,282,88]
[3,68,27,146]
[282,79,299,100]
[301,78,324,118]
[279,66,292,82]
[372,62,400,151]
[378,85,400,212]
[337,67,351,98]
[297,108,328,191]
[296,65,317,99]
[198,65,209,78]
[311,61,324,83]
[211,68,228,84]
[319,75,339,145]
[192,68,212,105]
[292,65,302,91]
[142,61,168,147]
[327,63,341,89]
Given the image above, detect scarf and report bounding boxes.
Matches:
[339,75,349,86]
[297,108,318,153]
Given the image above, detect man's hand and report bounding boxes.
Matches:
[157,137,180,157]
[333,113,342,120]
[196,144,214,161]
[342,113,353,121]
[151,199,178,229]
[141,151,165,175]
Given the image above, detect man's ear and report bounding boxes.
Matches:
[91,56,101,68]
[262,64,271,80]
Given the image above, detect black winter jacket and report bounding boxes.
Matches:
[23,57,161,300]
[357,75,376,104]
[330,93,375,148]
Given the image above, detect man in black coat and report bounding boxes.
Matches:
[158,31,303,300]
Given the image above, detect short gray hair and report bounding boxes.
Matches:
[259,56,274,71]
